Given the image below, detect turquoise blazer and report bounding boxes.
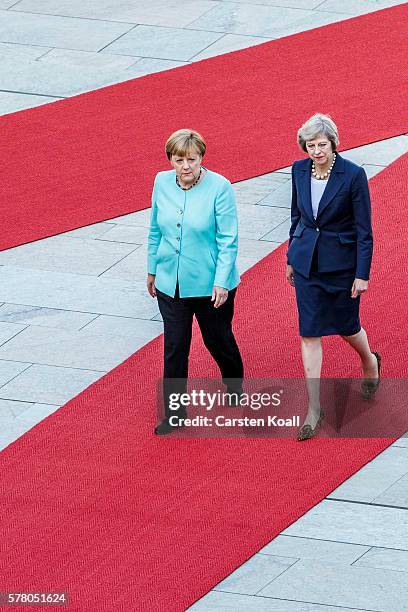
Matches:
[147,169,240,298]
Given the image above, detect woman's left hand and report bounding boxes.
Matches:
[212,286,228,308]
[351,278,368,298]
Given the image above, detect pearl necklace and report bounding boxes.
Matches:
[176,168,202,190]
[311,153,336,180]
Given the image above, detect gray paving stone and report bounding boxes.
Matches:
[0,10,134,51]
[239,237,281,259]
[237,206,289,239]
[0,321,27,345]
[283,499,408,549]
[237,238,280,273]
[355,547,408,573]
[0,325,152,371]
[0,57,136,97]
[234,176,290,207]
[392,435,408,448]
[0,304,97,330]
[0,0,20,7]
[341,135,408,167]
[13,0,218,29]
[0,91,58,116]
[97,225,147,245]
[259,534,370,563]
[235,172,290,191]
[109,209,152,227]
[0,266,159,318]
[219,0,324,7]
[317,0,403,14]
[0,399,37,451]
[98,247,147,282]
[102,25,223,62]
[0,41,51,60]
[80,314,163,338]
[361,163,386,179]
[0,398,62,451]
[123,57,188,75]
[372,472,408,508]
[188,590,364,611]
[0,236,138,276]
[191,33,270,61]
[327,446,408,503]
[0,363,102,404]
[188,3,350,38]
[257,180,292,208]
[0,397,33,418]
[13,401,61,426]
[214,553,296,595]
[258,558,408,610]
[0,360,31,386]
[261,219,290,242]
[61,222,116,239]
[38,48,140,69]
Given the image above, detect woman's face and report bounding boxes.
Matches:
[305,133,334,167]
[170,147,202,185]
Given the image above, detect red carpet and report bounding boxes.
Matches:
[1,4,407,251]
[0,151,406,610]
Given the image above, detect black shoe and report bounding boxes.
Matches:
[154,413,186,436]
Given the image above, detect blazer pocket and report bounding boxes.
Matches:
[293,224,305,238]
[338,231,357,244]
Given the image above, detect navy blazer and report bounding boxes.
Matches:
[287,153,373,280]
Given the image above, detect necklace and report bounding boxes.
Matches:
[176,167,202,190]
[312,153,336,180]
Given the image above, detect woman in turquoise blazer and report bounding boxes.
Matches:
[147,129,243,435]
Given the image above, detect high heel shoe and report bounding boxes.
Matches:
[297,411,325,441]
[361,351,381,400]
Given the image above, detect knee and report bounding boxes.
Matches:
[202,335,218,353]
[301,336,321,349]
[341,328,363,341]
[164,332,191,360]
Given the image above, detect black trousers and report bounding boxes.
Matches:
[156,285,244,417]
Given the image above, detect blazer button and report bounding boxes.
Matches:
[177,223,181,227]
[176,237,180,241]
[176,249,179,254]
[316,227,320,232]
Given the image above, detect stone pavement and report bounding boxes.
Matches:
[0,2,407,610]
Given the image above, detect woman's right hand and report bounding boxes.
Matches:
[147,273,157,298]
[286,264,295,287]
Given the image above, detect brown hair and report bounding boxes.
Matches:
[165,129,206,160]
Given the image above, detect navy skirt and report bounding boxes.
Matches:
[293,254,361,337]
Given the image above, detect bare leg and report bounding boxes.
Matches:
[301,336,323,428]
[341,327,378,378]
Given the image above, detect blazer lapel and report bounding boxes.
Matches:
[316,154,345,220]
[299,160,314,222]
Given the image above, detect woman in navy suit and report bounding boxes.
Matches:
[286,114,381,441]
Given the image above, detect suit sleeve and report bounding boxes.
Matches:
[287,162,300,261]
[214,180,238,288]
[352,167,373,280]
[147,177,162,275]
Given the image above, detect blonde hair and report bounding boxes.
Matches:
[297,113,339,152]
[165,129,206,160]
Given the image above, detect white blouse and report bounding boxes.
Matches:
[311,176,328,219]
